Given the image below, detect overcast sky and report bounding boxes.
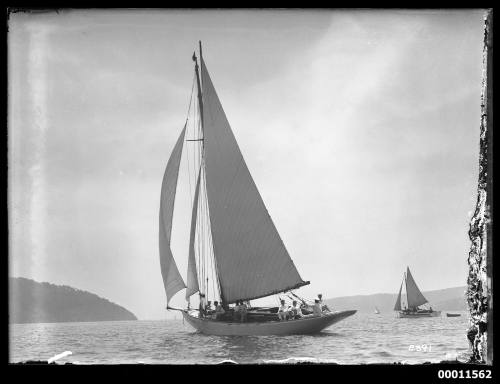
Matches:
[9,9,486,320]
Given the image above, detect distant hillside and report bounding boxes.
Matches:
[325,286,467,313]
[9,277,137,324]
[433,296,468,311]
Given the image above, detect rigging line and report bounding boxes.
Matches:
[204,176,209,297]
[197,102,222,304]
[185,75,196,207]
[199,128,206,297]
[198,167,203,292]
[196,200,202,294]
[200,171,208,295]
[203,175,209,297]
[185,72,196,121]
[191,168,199,297]
[205,188,212,299]
[209,228,216,301]
[194,120,202,295]
[201,163,214,274]
[195,152,203,295]
[203,166,221,301]
[185,129,193,206]
[188,100,194,198]
[206,212,214,301]
[199,169,204,296]
[186,72,197,189]
[201,176,207,298]
[189,94,200,208]
[182,73,196,208]
[191,95,200,198]
[197,210,204,296]
[207,214,219,300]
[195,80,207,299]
[194,109,202,276]
[201,135,209,298]
[203,202,222,301]
[195,107,204,293]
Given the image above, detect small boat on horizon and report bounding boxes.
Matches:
[374,306,380,314]
[446,313,461,317]
[393,267,441,318]
[158,42,356,335]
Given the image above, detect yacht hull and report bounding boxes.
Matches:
[397,311,441,318]
[182,310,357,336]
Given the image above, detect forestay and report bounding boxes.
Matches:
[159,126,187,304]
[200,57,308,304]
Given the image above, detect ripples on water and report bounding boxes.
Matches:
[9,312,471,364]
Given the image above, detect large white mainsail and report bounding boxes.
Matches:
[405,267,428,308]
[200,57,308,304]
[186,168,201,299]
[159,126,187,304]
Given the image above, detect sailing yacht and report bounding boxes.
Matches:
[158,42,356,335]
[393,267,441,318]
[374,306,380,314]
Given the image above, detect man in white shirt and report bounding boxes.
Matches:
[213,301,225,320]
[278,299,289,321]
[318,293,331,312]
[290,300,303,319]
[205,301,213,315]
[312,299,322,317]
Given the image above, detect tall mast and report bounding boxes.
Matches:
[191,47,205,300]
[192,42,224,305]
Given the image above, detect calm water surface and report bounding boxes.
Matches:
[10,311,471,364]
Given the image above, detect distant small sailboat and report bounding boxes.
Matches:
[374,306,380,314]
[158,42,356,335]
[446,313,461,317]
[394,267,441,318]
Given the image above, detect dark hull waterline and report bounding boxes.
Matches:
[397,310,441,318]
[182,310,357,335]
